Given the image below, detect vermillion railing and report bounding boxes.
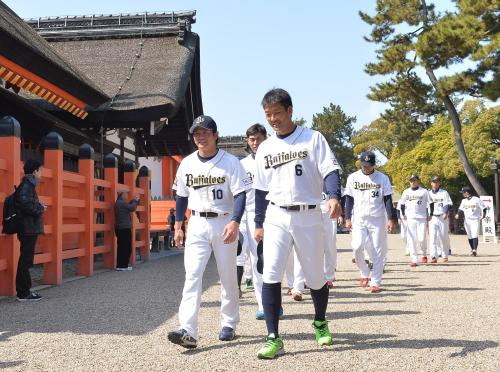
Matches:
[0,117,151,296]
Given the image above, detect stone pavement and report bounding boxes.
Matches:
[0,234,499,371]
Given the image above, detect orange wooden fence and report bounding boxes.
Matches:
[0,118,151,296]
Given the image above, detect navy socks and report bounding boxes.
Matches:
[310,283,329,321]
[262,282,282,336]
[237,266,244,288]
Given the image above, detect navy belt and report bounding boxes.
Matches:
[192,211,221,218]
[271,202,317,211]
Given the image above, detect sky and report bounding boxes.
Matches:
[4,0,456,136]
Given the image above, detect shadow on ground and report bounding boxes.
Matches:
[283,333,498,358]
[0,254,219,340]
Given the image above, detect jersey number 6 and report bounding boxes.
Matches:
[295,164,303,176]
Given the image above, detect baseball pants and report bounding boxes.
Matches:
[351,216,387,287]
[429,215,450,259]
[322,211,337,280]
[263,204,326,290]
[285,250,305,291]
[464,218,481,239]
[238,211,263,311]
[406,218,427,263]
[178,214,239,339]
[400,219,409,253]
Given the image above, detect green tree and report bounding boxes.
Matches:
[311,103,357,176]
[385,101,499,201]
[293,118,307,126]
[360,0,499,196]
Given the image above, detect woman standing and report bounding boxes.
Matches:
[114,191,140,270]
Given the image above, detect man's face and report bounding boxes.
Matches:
[361,164,374,174]
[463,191,471,198]
[247,133,266,153]
[431,181,440,190]
[409,179,419,188]
[33,167,42,181]
[264,103,294,135]
[193,127,218,151]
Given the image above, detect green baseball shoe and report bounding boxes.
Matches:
[312,320,333,346]
[257,335,284,359]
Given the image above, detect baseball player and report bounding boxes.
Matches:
[399,175,433,266]
[167,115,252,349]
[344,151,394,293]
[455,186,486,256]
[238,123,267,319]
[428,177,453,263]
[253,88,342,359]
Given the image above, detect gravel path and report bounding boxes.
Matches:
[0,234,499,371]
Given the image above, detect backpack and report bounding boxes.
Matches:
[2,182,22,235]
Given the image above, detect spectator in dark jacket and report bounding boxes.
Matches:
[15,159,45,301]
[114,191,139,271]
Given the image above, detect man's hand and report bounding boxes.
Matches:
[173,221,184,248]
[254,228,264,242]
[442,213,448,220]
[223,220,240,244]
[327,198,342,219]
[427,215,432,222]
[387,219,394,233]
[345,219,352,230]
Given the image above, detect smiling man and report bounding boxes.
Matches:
[167,115,251,349]
[253,88,342,359]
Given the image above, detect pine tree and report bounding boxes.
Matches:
[360,0,499,195]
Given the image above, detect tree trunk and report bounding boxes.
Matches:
[424,66,487,196]
[420,0,487,196]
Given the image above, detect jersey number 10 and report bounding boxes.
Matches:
[212,189,223,200]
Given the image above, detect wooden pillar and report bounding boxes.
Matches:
[0,116,21,296]
[138,166,151,261]
[103,154,118,269]
[42,132,63,285]
[123,160,137,265]
[77,144,95,277]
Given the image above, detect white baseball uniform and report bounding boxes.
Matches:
[345,169,392,287]
[399,186,431,263]
[254,126,340,290]
[237,153,264,311]
[458,196,486,239]
[321,192,337,281]
[173,149,252,338]
[428,189,452,259]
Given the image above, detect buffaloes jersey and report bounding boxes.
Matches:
[253,126,340,206]
[174,149,252,214]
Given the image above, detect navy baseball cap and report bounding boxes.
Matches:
[460,186,472,193]
[431,176,441,182]
[409,174,420,181]
[360,151,376,166]
[189,115,217,134]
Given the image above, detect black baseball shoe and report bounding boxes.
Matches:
[168,329,197,348]
[219,326,236,341]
